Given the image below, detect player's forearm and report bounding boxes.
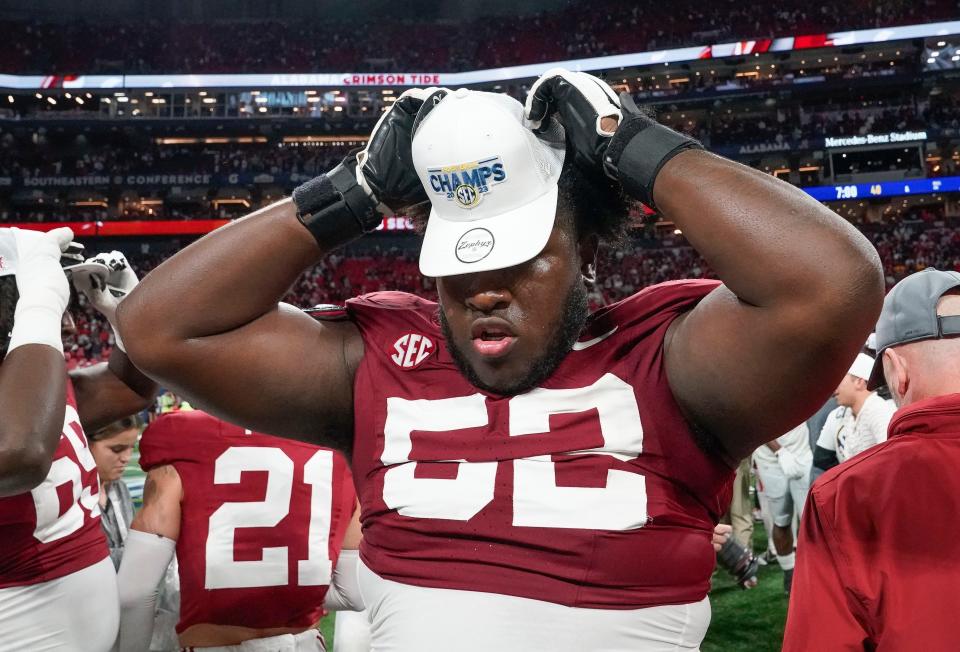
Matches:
[118,199,320,364]
[70,355,157,433]
[653,150,884,313]
[0,346,65,495]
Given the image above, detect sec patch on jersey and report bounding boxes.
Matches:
[390,333,435,369]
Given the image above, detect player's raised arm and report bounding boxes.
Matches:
[117,89,447,448]
[0,228,73,495]
[527,70,884,460]
[69,251,157,432]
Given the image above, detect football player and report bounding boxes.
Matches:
[752,423,811,596]
[118,72,884,650]
[0,230,156,650]
[117,410,362,651]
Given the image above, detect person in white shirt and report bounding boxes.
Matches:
[812,405,849,476]
[830,352,896,462]
[753,423,811,596]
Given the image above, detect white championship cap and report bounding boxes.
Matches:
[848,352,875,382]
[413,89,565,277]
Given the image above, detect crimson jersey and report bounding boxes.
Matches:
[0,378,108,588]
[344,281,735,609]
[139,411,356,633]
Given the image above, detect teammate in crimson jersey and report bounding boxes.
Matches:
[0,229,156,651]
[120,72,884,649]
[117,410,362,651]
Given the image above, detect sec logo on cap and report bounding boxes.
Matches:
[455,184,481,208]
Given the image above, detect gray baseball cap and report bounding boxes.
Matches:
[868,268,960,389]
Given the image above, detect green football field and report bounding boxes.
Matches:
[125,449,788,650]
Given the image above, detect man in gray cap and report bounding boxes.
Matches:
[783,268,960,651]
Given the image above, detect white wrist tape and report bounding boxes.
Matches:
[7,301,64,356]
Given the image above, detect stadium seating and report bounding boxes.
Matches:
[0,0,954,75]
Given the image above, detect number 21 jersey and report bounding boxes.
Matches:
[345,280,735,609]
[139,411,356,633]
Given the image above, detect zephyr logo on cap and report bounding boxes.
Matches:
[413,89,565,277]
[455,228,495,263]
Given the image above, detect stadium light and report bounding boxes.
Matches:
[65,92,71,98]
[46,97,56,105]
[34,92,41,99]
[6,95,12,103]
[75,97,84,105]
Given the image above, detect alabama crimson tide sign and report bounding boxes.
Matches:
[390,333,435,369]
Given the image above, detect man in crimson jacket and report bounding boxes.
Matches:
[784,268,960,651]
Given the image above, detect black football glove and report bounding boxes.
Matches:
[293,87,448,242]
[357,86,449,213]
[524,67,621,174]
[524,67,703,210]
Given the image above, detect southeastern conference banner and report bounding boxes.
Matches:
[4,19,960,90]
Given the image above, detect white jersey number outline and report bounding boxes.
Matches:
[31,404,101,544]
[205,446,334,590]
[381,373,647,530]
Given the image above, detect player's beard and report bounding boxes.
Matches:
[439,279,589,396]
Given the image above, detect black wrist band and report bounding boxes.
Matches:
[292,159,381,249]
[327,162,382,232]
[296,197,366,250]
[604,99,703,210]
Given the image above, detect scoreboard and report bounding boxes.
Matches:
[802,176,960,202]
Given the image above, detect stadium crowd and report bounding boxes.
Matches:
[0,0,952,74]
[4,82,960,226]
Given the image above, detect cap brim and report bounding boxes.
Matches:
[418,184,558,277]
[866,349,886,390]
